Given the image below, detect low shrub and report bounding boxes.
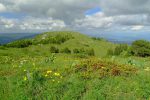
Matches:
[4,39,33,48]
[75,59,137,79]
[92,37,106,41]
[113,44,128,55]
[73,48,80,54]
[35,34,74,45]
[86,48,95,56]
[130,40,150,57]
[73,48,95,56]
[61,47,71,54]
[50,46,59,53]
[107,49,114,56]
[107,44,128,56]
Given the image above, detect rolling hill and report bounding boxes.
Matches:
[0,31,150,99]
[3,31,116,57]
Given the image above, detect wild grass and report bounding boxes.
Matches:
[0,31,150,100]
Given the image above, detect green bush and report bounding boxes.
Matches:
[50,46,59,53]
[61,47,71,54]
[130,40,150,57]
[107,49,114,56]
[79,48,86,53]
[5,39,33,48]
[86,48,95,56]
[35,34,73,45]
[73,48,95,56]
[73,48,80,54]
[92,37,106,41]
[113,44,128,55]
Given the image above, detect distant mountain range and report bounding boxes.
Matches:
[84,32,150,45]
[0,32,149,45]
[0,33,39,44]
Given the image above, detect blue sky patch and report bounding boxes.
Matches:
[85,7,101,16]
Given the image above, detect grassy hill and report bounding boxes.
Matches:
[2,31,116,57]
[0,31,150,100]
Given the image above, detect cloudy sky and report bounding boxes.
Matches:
[0,0,150,35]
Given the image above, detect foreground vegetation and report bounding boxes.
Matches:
[0,31,150,100]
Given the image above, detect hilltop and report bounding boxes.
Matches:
[2,31,116,57]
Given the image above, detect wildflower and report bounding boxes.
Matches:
[47,70,52,74]
[144,67,150,71]
[24,77,27,81]
[45,74,48,77]
[54,72,60,76]
[24,69,26,72]
[52,79,55,82]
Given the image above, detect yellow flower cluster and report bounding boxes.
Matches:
[43,70,62,83]
[47,70,52,74]
[45,74,48,77]
[24,76,27,81]
[54,72,60,76]
[45,70,52,77]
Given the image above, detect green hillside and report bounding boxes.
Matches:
[0,31,150,100]
[2,31,116,57]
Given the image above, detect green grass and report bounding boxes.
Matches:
[0,31,150,100]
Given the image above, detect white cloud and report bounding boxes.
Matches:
[74,12,113,29]
[0,3,6,12]
[1,0,150,33]
[100,0,150,15]
[131,25,144,31]
[0,17,17,29]
[1,0,100,23]
[74,12,150,31]
[19,17,66,30]
[0,17,66,32]
[114,14,149,26]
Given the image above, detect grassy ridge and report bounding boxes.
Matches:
[0,31,150,99]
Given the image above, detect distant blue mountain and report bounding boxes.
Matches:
[83,31,150,45]
[0,33,39,44]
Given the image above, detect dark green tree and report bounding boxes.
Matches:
[130,40,150,57]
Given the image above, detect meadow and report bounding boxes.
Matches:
[0,31,150,100]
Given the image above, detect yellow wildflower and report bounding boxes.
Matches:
[24,77,27,81]
[47,70,52,74]
[24,69,26,72]
[52,79,55,82]
[45,74,48,77]
[54,72,60,76]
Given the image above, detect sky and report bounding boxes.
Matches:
[0,0,150,36]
